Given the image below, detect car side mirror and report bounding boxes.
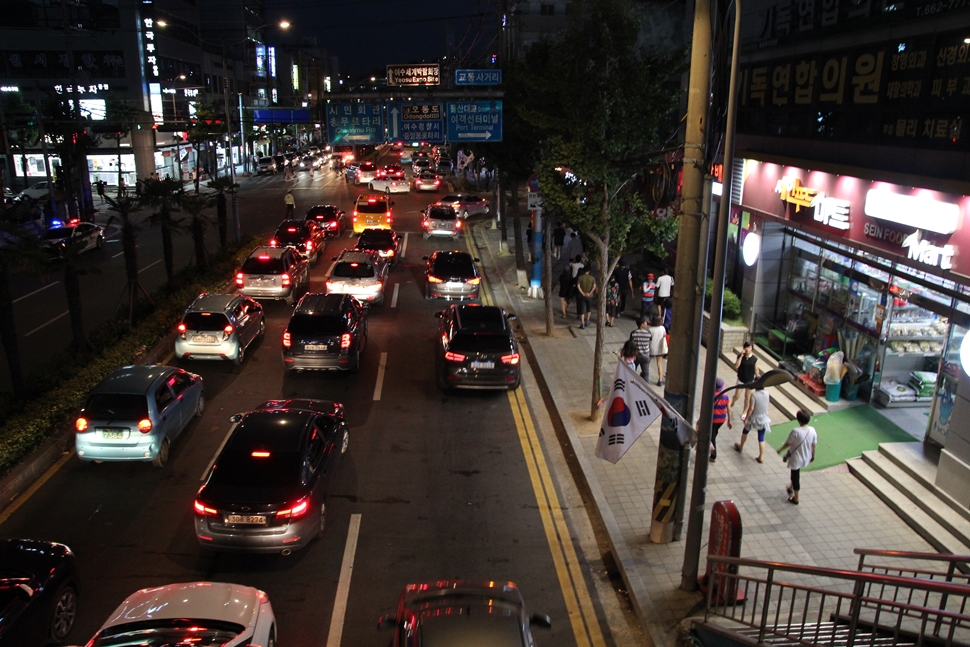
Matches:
[508,314,517,321]
[377,615,397,630]
[229,413,243,423]
[422,256,429,260]
[530,614,552,629]
[434,311,444,318]
[474,258,481,262]
[332,256,338,261]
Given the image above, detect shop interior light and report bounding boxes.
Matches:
[960,331,970,375]
[742,231,761,266]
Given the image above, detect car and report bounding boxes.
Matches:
[256,156,278,174]
[175,293,264,365]
[75,365,205,467]
[434,304,520,390]
[355,161,378,185]
[378,580,550,647]
[424,250,481,301]
[344,162,360,181]
[399,149,413,164]
[437,193,491,219]
[413,159,432,173]
[306,204,347,237]
[194,399,349,554]
[352,194,393,233]
[16,182,51,201]
[435,160,454,176]
[40,223,104,255]
[354,228,402,265]
[368,176,411,194]
[413,171,441,192]
[412,150,430,160]
[282,293,368,372]
[422,204,462,240]
[379,164,405,179]
[270,219,326,264]
[324,249,388,305]
[236,246,310,305]
[0,539,79,647]
[81,582,276,647]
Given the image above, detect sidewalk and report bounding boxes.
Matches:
[469,221,937,647]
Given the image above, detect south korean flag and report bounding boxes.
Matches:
[595,361,663,464]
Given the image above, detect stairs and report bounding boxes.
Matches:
[724,345,827,420]
[696,620,920,647]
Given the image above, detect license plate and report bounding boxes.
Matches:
[193,335,217,343]
[447,281,464,288]
[470,361,495,370]
[100,430,125,439]
[305,344,328,351]
[226,515,267,525]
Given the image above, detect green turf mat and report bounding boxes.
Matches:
[766,405,917,472]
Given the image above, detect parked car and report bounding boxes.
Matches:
[175,293,264,365]
[40,223,104,255]
[378,580,550,647]
[75,365,205,467]
[324,249,388,305]
[270,219,326,264]
[282,293,367,372]
[436,193,491,218]
[424,250,481,300]
[422,204,462,240]
[354,228,402,265]
[81,582,276,647]
[235,246,309,305]
[413,171,441,192]
[352,195,393,233]
[256,156,278,174]
[0,539,79,647]
[434,304,520,390]
[16,182,51,201]
[355,161,378,185]
[306,204,347,237]
[194,399,349,554]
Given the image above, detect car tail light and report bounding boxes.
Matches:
[235,272,244,286]
[305,240,313,252]
[177,323,187,339]
[193,500,218,516]
[223,324,233,340]
[340,333,351,349]
[456,220,462,229]
[386,250,394,257]
[277,497,310,520]
[444,351,466,362]
[281,273,291,287]
[468,277,481,285]
[75,417,88,433]
[428,275,443,283]
[269,239,278,247]
[434,179,440,185]
[287,227,297,233]
[283,331,291,348]
[137,419,153,433]
[352,211,358,222]
[502,353,520,365]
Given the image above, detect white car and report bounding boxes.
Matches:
[17,181,51,201]
[368,177,411,194]
[325,249,389,305]
[81,581,277,647]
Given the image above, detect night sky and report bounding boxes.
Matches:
[267,0,501,78]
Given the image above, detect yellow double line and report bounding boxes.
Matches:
[465,228,606,647]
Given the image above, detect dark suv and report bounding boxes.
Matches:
[306,204,346,237]
[423,250,480,300]
[354,228,402,265]
[434,304,520,390]
[271,219,325,264]
[282,293,368,373]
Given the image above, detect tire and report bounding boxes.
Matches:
[233,344,245,366]
[152,438,170,468]
[316,502,326,539]
[285,292,295,306]
[348,347,361,374]
[368,183,374,190]
[422,232,429,240]
[267,625,277,647]
[436,368,450,391]
[385,188,391,195]
[257,318,266,339]
[96,235,104,250]
[47,582,78,643]
[195,391,206,418]
[341,428,349,454]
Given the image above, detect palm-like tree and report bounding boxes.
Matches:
[139,177,183,290]
[0,226,47,399]
[105,195,149,324]
[46,238,101,354]
[179,193,215,270]
[206,176,235,248]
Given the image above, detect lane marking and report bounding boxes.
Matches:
[463,229,493,306]
[14,281,59,303]
[138,259,162,273]
[201,422,238,481]
[373,352,387,401]
[25,310,68,337]
[400,232,408,259]
[111,250,124,258]
[0,450,75,527]
[390,283,400,308]
[326,513,362,647]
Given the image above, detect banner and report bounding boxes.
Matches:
[595,362,663,464]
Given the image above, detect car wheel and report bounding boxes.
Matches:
[422,232,429,240]
[317,502,327,538]
[349,347,361,374]
[96,235,104,250]
[385,188,391,195]
[462,210,469,219]
[195,392,206,418]
[233,344,245,366]
[341,428,349,454]
[267,626,277,647]
[436,369,450,392]
[152,438,170,468]
[425,284,432,300]
[47,581,78,643]
[257,319,266,339]
[368,182,374,190]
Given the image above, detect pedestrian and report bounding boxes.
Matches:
[605,275,620,327]
[569,254,585,279]
[613,259,633,315]
[629,316,652,380]
[309,162,315,179]
[656,269,674,317]
[575,266,597,330]
[647,315,668,386]
[284,190,295,217]
[662,297,673,332]
[552,222,566,259]
[732,342,758,415]
[710,376,732,463]
[640,273,657,319]
[118,177,126,197]
[779,409,818,504]
[283,160,293,181]
[96,179,105,201]
[734,384,771,463]
[562,231,582,263]
[558,266,573,318]
[621,339,639,369]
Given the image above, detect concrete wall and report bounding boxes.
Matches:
[702,311,749,359]
[740,218,790,332]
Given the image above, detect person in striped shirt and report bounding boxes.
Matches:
[710,377,732,463]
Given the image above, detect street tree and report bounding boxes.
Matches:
[179,192,215,270]
[44,97,101,221]
[0,225,47,399]
[44,234,101,354]
[1,92,39,192]
[101,95,140,197]
[104,195,148,324]
[186,101,228,193]
[524,0,683,418]
[139,177,183,290]
[206,176,235,247]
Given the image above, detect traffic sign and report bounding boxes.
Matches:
[446,101,503,143]
[528,192,543,209]
[387,64,440,86]
[455,69,502,86]
[253,109,311,124]
[528,174,540,192]
[388,102,444,144]
[326,102,383,145]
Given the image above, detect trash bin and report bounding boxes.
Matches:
[842,379,860,401]
[824,379,841,402]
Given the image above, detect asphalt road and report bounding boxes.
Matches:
[0,151,623,647]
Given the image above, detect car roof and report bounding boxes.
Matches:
[247,246,287,259]
[441,194,463,201]
[336,250,379,264]
[356,194,389,204]
[187,293,240,313]
[432,250,471,260]
[230,409,314,452]
[454,304,508,331]
[358,228,395,239]
[402,580,524,606]
[307,204,340,215]
[101,582,260,631]
[295,293,349,315]
[93,365,173,394]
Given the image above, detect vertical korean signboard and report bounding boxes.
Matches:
[141,1,163,124]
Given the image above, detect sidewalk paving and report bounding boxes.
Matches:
[469,221,937,647]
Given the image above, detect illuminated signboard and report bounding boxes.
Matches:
[255,44,266,77]
[774,176,850,230]
[268,47,276,78]
[864,189,959,235]
[291,64,299,91]
[141,2,162,123]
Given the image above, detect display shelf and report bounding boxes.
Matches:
[886,335,945,342]
[885,351,942,358]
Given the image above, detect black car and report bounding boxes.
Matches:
[435,304,520,390]
[271,219,326,264]
[354,228,402,265]
[424,250,481,300]
[282,293,367,373]
[306,205,346,237]
[194,400,349,554]
[0,539,79,647]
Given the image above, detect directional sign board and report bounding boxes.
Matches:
[455,69,502,86]
[388,102,444,144]
[446,101,502,143]
[387,64,440,87]
[326,102,384,145]
[253,109,311,124]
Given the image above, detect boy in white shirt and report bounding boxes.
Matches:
[779,409,818,505]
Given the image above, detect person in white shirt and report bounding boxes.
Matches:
[734,386,771,463]
[655,271,673,318]
[779,409,818,505]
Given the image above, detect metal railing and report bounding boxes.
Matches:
[705,556,970,647]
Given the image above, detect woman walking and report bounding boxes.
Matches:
[647,315,668,386]
[734,385,771,463]
[558,266,573,318]
[605,276,620,327]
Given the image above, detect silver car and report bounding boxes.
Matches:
[255,156,278,174]
[424,250,481,300]
[175,294,265,365]
[437,193,491,219]
[324,250,388,305]
[422,204,462,240]
[236,246,310,305]
[413,171,441,192]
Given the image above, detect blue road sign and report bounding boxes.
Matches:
[253,109,311,124]
[326,102,383,145]
[388,102,444,144]
[454,69,502,86]
[446,101,503,143]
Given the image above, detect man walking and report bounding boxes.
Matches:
[779,409,817,504]
[284,190,295,217]
[656,269,673,317]
[552,222,566,259]
[640,273,657,319]
[629,317,653,380]
[734,384,771,463]
[613,259,633,315]
[732,342,758,415]
[575,266,597,330]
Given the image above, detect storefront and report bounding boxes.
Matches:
[734,158,970,445]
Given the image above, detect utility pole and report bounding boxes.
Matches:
[223,45,240,242]
[651,0,714,544]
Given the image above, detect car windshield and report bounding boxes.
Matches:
[84,393,149,420]
[356,201,388,214]
[241,254,284,274]
[432,255,475,276]
[258,157,272,164]
[92,619,245,647]
[182,312,230,332]
[360,163,376,171]
[449,333,515,353]
[308,207,338,221]
[419,173,436,180]
[43,227,74,239]
[275,222,310,240]
[332,262,375,279]
[427,208,457,221]
[288,314,346,336]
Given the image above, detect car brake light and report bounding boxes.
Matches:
[177,323,186,338]
[368,198,377,204]
[305,240,313,252]
[75,417,88,433]
[444,351,466,362]
[468,277,481,284]
[456,220,462,229]
[223,324,233,340]
[434,179,440,185]
[341,333,351,349]
[277,498,310,520]
[251,450,271,457]
[138,419,153,433]
[193,500,218,516]
[386,250,395,257]
[352,211,358,221]
[269,239,278,247]
[287,227,297,233]
[283,331,291,347]
[281,273,291,287]
[502,353,520,365]
[428,276,443,283]
[236,272,244,286]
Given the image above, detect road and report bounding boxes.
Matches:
[0,149,628,647]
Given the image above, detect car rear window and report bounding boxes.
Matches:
[358,230,393,244]
[432,255,475,276]
[427,208,457,221]
[356,201,389,215]
[275,222,309,238]
[83,393,149,420]
[182,312,230,331]
[92,619,246,647]
[242,254,284,274]
[210,450,302,488]
[449,333,515,353]
[288,314,346,336]
[332,262,375,279]
[308,208,337,221]
[43,227,74,239]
